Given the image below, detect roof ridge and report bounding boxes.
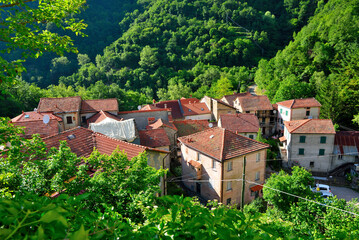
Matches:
[289,99,295,108]
[289,119,311,133]
[225,128,270,147]
[93,131,148,150]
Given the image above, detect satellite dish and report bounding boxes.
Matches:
[43,115,50,124]
[208,123,213,128]
[137,105,142,110]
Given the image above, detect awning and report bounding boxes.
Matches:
[279,136,287,142]
[250,184,263,192]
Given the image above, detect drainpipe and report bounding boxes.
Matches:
[241,156,246,209]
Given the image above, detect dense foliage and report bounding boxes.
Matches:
[0,0,87,86]
[255,0,359,126]
[1,0,322,118]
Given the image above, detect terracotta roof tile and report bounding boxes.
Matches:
[173,119,212,137]
[87,110,123,124]
[178,127,269,161]
[180,98,211,116]
[277,98,322,109]
[334,131,359,155]
[146,118,177,131]
[10,111,62,139]
[11,111,62,122]
[146,100,183,119]
[81,99,118,113]
[43,127,148,159]
[236,95,273,111]
[139,129,171,148]
[219,114,259,133]
[284,119,335,134]
[221,92,252,106]
[37,96,82,113]
[140,105,162,110]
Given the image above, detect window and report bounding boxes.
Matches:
[320,136,327,144]
[66,116,73,124]
[256,153,260,162]
[299,136,306,143]
[227,110,232,114]
[212,159,216,170]
[226,198,232,205]
[338,155,343,160]
[319,149,325,156]
[246,111,250,113]
[280,109,282,114]
[298,148,305,155]
[67,134,76,140]
[227,161,233,171]
[310,162,314,167]
[306,110,310,116]
[81,116,86,123]
[261,117,265,123]
[226,181,232,191]
[255,171,260,181]
[285,110,288,116]
[249,135,254,139]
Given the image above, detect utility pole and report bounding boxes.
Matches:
[241,156,246,209]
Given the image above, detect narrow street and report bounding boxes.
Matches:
[331,186,359,201]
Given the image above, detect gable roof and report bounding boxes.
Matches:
[219,114,259,133]
[81,99,118,113]
[277,98,322,109]
[173,119,213,137]
[139,129,171,148]
[178,127,269,161]
[236,95,273,111]
[284,119,335,134]
[37,96,82,113]
[334,131,359,155]
[146,118,177,131]
[43,127,167,159]
[11,111,62,139]
[180,98,211,116]
[11,111,62,123]
[221,92,252,106]
[87,110,123,124]
[147,100,183,119]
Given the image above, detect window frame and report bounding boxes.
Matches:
[299,136,306,143]
[227,161,233,171]
[66,116,73,124]
[256,152,260,162]
[319,149,325,156]
[226,181,232,191]
[212,159,216,170]
[255,171,260,181]
[298,148,305,155]
[320,136,327,144]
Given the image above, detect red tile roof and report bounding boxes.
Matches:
[81,99,118,113]
[277,98,322,109]
[11,111,62,139]
[11,111,62,122]
[146,118,177,131]
[173,119,212,137]
[236,95,273,111]
[119,108,170,114]
[139,129,171,148]
[140,105,162,110]
[284,119,335,134]
[147,100,183,119]
[43,127,167,159]
[87,110,123,124]
[178,127,269,161]
[334,131,359,155]
[219,114,259,133]
[221,92,252,106]
[37,96,82,113]
[181,99,211,116]
[203,96,236,109]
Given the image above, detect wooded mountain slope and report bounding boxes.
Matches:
[255,0,359,126]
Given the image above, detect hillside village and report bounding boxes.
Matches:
[10,92,359,205]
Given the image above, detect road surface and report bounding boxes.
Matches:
[331,186,359,201]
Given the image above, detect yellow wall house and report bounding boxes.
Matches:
[178,127,269,206]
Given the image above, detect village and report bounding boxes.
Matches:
[10,91,359,206]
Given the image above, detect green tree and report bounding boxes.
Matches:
[263,166,314,212]
[0,0,87,86]
[139,45,159,70]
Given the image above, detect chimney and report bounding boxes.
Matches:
[153,99,156,104]
[189,101,191,104]
[164,104,167,108]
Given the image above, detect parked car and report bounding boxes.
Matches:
[311,184,334,198]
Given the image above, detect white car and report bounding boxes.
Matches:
[312,184,334,198]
